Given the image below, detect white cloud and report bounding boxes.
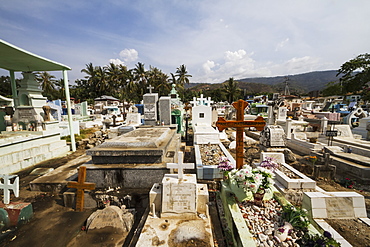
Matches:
[275,38,290,51]
[109,58,125,65]
[202,60,216,74]
[119,48,138,62]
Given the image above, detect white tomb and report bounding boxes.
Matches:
[192,104,219,144]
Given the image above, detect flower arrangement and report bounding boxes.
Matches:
[230,165,275,194]
[339,177,356,189]
[308,155,317,165]
[217,156,234,179]
[260,157,280,171]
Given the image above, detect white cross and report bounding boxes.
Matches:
[147,84,154,94]
[0,175,19,204]
[205,97,214,106]
[166,152,194,179]
[197,94,207,105]
[190,97,198,107]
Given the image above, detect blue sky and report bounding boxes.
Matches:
[1,0,369,84]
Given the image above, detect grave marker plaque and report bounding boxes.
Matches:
[325,197,355,219]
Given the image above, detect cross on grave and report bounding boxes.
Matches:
[0,175,19,205]
[205,97,214,106]
[216,99,266,169]
[323,153,332,168]
[166,151,194,179]
[67,166,96,212]
[147,84,154,94]
[197,94,207,105]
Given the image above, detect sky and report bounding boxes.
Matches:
[0,0,369,84]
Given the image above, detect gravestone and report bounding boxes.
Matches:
[86,205,134,232]
[159,96,171,125]
[125,112,141,126]
[137,151,213,246]
[143,85,158,125]
[192,103,219,144]
[260,125,286,148]
[313,153,336,180]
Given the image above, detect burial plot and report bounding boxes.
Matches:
[136,151,213,246]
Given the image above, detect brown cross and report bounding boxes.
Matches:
[216,99,266,169]
[67,166,95,212]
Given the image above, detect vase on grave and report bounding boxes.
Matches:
[274,221,293,242]
[253,188,265,206]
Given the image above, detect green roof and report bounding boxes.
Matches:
[0,39,71,72]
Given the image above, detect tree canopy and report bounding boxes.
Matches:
[337,53,370,100]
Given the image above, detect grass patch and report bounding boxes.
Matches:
[61,128,98,142]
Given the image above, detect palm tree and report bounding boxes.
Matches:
[224,77,241,103]
[133,62,147,98]
[175,64,192,91]
[36,71,57,100]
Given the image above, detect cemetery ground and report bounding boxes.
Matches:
[0,132,369,246]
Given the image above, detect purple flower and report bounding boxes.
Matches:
[323,231,332,239]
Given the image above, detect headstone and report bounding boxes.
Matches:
[125,112,141,126]
[0,175,19,204]
[260,125,286,148]
[143,93,158,126]
[158,96,171,125]
[277,107,288,121]
[67,166,96,211]
[86,205,134,232]
[216,99,266,169]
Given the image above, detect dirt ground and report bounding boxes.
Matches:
[1,136,370,246]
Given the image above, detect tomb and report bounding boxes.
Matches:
[136,152,213,246]
[84,126,181,189]
[192,103,219,144]
[195,142,236,180]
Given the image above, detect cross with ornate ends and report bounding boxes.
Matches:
[166,152,194,179]
[147,84,154,94]
[216,99,266,169]
[197,94,207,105]
[0,175,19,204]
[67,166,95,212]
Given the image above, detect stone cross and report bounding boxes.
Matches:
[216,99,266,169]
[197,94,207,105]
[323,153,332,168]
[0,175,19,204]
[205,97,214,106]
[67,166,96,212]
[166,152,194,179]
[190,97,198,106]
[147,84,154,94]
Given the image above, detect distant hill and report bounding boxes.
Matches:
[187,70,340,95]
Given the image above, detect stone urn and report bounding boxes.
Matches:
[274,222,293,242]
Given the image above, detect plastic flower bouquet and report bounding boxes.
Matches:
[260,157,280,171]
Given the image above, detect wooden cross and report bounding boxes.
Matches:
[147,84,154,94]
[216,99,266,169]
[67,166,95,212]
[0,175,19,204]
[166,152,194,179]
